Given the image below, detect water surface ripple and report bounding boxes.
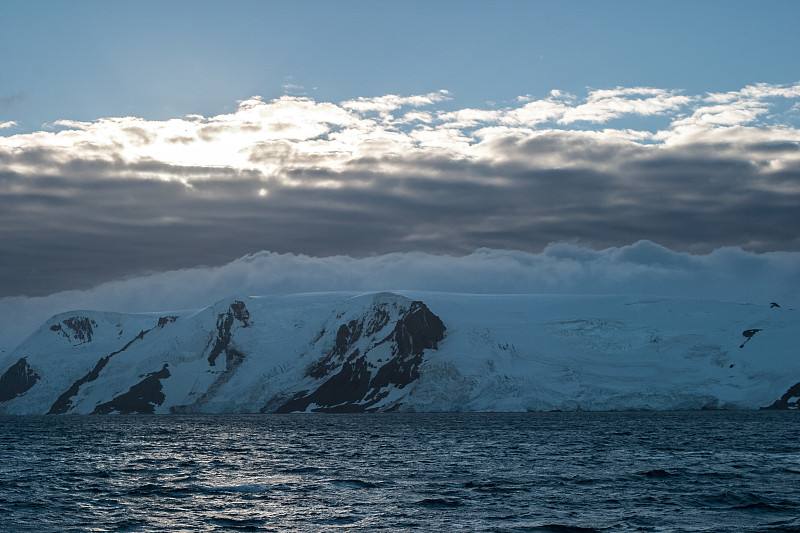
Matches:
[1,412,798,532]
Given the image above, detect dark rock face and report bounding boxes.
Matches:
[48,328,153,414]
[157,316,179,328]
[229,301,250,325]
[92,364,171,414]
[739,328,762,348]
[170,302,250,413]
[387,301,446,357]
[273,300,445,413]
[50,317,99,344]
[282,359,374,414]
[0,357,40,402]
[762,381,800,410]
[307,321,362,379]
[207,301,250,366]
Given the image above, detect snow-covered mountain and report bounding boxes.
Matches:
[1,292,798,414]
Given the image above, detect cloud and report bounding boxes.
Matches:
[0,82,799,299]
[670,81,800,130]
[0,121,17,130]
[1,242,797,352]
[705,82,800,104]
[341,90,451,119]
[558,87,691,124]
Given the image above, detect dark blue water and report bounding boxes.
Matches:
[1,412,799,532]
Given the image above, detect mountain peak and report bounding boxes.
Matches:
[1,293,797,414]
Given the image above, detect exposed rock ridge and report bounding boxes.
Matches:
[172,302,251,412]
[49,316,99,345]
[762,381,800,410]
[273,300,445,413]
[47,327,155,414]
[92,364,171,414]
[739,328,762,348]
[207,301,250,366]
[386,300,446,356]
[0,357,40,402]
[306,305,391,379]
[158,316,179,328]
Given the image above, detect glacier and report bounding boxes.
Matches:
[0,291,798,414]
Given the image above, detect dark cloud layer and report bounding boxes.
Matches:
[2,145,798,297]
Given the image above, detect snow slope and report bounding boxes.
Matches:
[0,292,797,413]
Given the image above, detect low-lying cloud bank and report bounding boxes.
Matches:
[1,241,798,351]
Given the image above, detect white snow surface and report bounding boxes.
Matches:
[1,291,797,413]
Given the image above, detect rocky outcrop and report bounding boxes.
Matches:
[739,328,762,348]
[386,301,446,357]
[170,302,251,413]
[47,328,154,414]
[0,357,40,402]
[157,316,179,328]
[50,316,98,344]
[92,364,171,414]
[207,301,250,366]
[761,381,800,410]
[272,300,445,413]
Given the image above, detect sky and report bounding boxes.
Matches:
[1,1,799,347]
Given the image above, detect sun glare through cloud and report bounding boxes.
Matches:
[0,81,799,302]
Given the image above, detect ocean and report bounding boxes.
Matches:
[1,411,798,532]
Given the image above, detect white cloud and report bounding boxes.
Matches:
[1,242,797,351]
[438,107,504,128]
[409,125,474,154]
[0,121,17,130]
[706,81,800,104]
[558,87,691,124]
[1,83,797,183]
[671,81,800,131]
[399,111,435,124]
[503,98,569,126]
[51,119,93,130]
[340,90,450,121]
